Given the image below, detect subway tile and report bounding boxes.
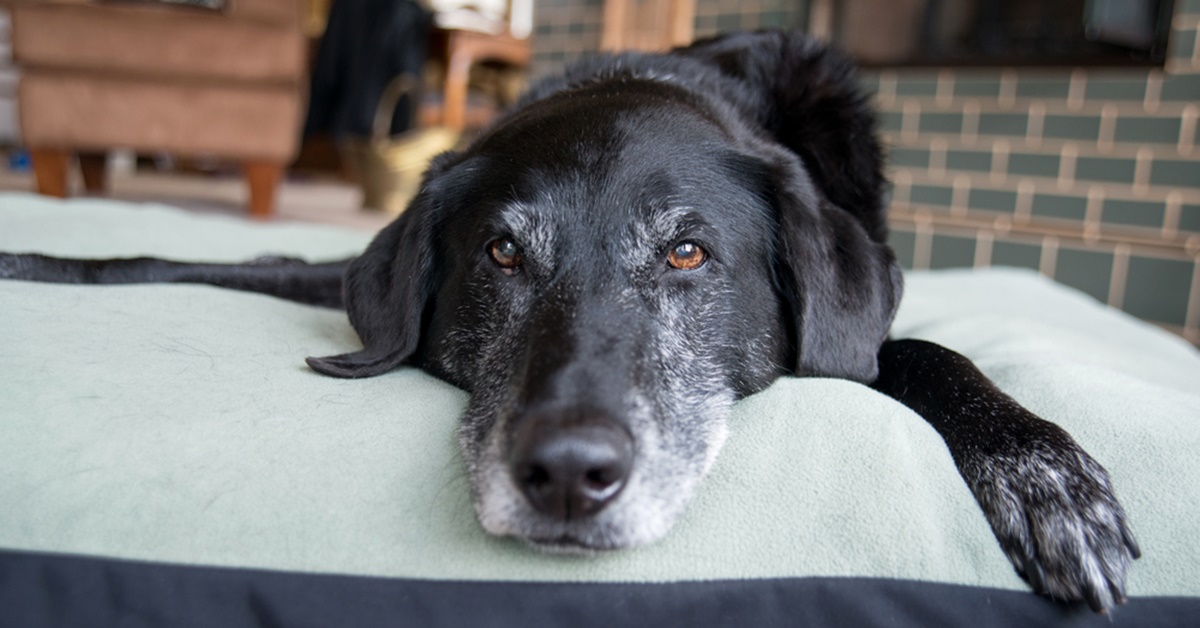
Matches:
[1042,114,1102,141]
[1160,74,1200,101]
[1180,204,1200,232]
[888,146,931,168]
[1124,256,1193,326]
[715,13,742,31]
[929,233,976,269]
[991,240,1042,270]
[895,79,940,97]
[758,10,794,28]
[1075,156,1137,183]
[878,110,904,132]
[1114,117,1183,144]
[910,184,954,206]
[888,229,917,269]
[920,111,964,134]
[1169,28,1197,61]
[978,112,1029,136]
[1007,152,1061,178]
[859,74,882,96]
[1102,198,1165,229]
[945,149,992,172]
[1031,193,1088,221]
[953,76,1002,98]
[695,16,719,35]
[1016,76,1072,99]
[968,188,1018,212]
[1084,72,1149,101]
[1054,248,1113,304]
[1150,158,1200,188]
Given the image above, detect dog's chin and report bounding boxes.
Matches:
[519,535,622,556]
[474,490,686,553]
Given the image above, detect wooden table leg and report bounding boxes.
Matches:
[244,161,283,219]
[30,148,71,198]
[78,152,108,194]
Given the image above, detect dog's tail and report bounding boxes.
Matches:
[0,252,350,308]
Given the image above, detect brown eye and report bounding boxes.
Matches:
[489,238,522,272]
[667,241,707,270]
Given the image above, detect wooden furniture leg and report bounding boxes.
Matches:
[79,152,108,194]
[244,161,283,219]
[30,148,71,198]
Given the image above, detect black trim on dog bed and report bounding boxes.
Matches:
[1,548,1195,627]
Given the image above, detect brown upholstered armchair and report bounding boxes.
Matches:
[11,0,306,217]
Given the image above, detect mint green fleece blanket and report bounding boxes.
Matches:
[1,193,1197,597]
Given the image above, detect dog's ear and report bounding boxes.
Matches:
[686,31,901,382]
[680,31,888,242]
[306,162,450,378]
[771,158,903,383]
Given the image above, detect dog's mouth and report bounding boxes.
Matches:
[522,533,620,555]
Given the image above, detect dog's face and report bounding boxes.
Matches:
[420,87,792,549]
[307,43,901,551]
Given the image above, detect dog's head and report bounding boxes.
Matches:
[308,33,901,551]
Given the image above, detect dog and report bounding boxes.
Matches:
[1,31,1138,613]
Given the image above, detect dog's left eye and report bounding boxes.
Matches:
[488,238,523,273]
[667,241,707,271]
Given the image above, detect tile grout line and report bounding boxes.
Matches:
[1039,235,1059,278]
[1108,244,1130,309]
[1164,191,1183,238]
[974,230,994,268]
[1068,69,1086,111]
[1187,255,1200,344]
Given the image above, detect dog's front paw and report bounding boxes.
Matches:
[964,422,1140,613]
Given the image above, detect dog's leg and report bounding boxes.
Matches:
[0,253,351,308]
[871,338,1139,613]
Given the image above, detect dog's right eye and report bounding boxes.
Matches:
[488,238,523,274]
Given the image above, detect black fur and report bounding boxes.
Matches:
[0,31,1136,613]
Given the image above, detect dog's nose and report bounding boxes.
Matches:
[510,415,633,520]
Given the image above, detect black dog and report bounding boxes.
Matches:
[1,31,1138,613]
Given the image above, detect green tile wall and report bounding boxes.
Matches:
[978,112,1029,136]
[1055,248,1113,303]
[1102,199,1166,228]
[991,241,1043,270]
[946,149,992,172]
[1151,159,1200,188]
[1124,257,1193,326]
[929,234,976,269]
[1181,205,1200,232]
[1031,194,1088,221]
[1008,152,1060,178]
[1084,73,1149,101]
[1114,117,1183,144]
[1042,115,1101,141]
[1075,157,1137,184]
[969,188,1018,212]
[910,184,954,207]
[888,229,917,268]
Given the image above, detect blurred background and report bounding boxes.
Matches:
[0,0,1196,343]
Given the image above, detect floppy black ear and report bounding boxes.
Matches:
[306,173,445,378]
[772,158,903,383]
[679,31,889,242]
[684,31,901,382]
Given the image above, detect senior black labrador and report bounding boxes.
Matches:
[2,31,1138,613]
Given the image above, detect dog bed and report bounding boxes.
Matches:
[2,193,1198,626]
